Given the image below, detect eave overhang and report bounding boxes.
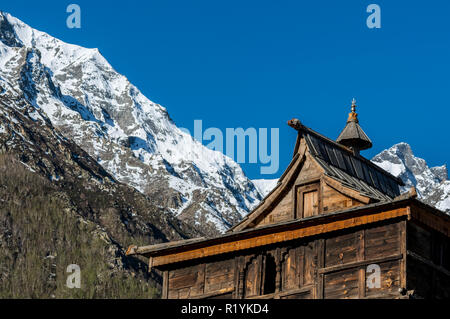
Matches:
[126,198,450,270]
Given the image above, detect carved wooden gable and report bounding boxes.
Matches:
[231,123,403,232]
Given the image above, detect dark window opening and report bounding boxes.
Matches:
[263,255,277,294]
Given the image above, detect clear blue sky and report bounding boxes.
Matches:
[2,1,449,179]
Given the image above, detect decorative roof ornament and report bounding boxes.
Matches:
[336,99,372,153]
[351,98,356,112]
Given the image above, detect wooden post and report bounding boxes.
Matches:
[234,256,245,299]
[275,248,282,293]
[400,220,407,293]
[162,270,169,299]
[358,230,366,298]
[238,270,245,299]
[316,239,325,299]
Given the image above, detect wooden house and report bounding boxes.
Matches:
[127,100,450,299]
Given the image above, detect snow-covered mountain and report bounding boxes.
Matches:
[252,179,278,197]
[372,142,450,212]
[0,11,262,236]
[1,11,448,240]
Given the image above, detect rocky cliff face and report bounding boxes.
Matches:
[0,11,262,236]
[372,143,449,212]
[0,93,202,297]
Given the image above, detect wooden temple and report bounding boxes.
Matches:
[127,100,450,299]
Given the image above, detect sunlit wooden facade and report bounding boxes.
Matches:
[127,103,450,299]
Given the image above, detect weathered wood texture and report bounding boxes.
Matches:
[406,221,450,299]
[322,182,365,214]
[167,263,205,299]
[153,207,408,268]
[164,219,409,299]
[251,152,319,228]
[321,222,403,299]
[132,123,450,299]
[167,258,236,299]
[256,191,293,227]
[252,149,369,229]
[294,153,323,185]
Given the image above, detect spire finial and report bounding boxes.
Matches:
[337,98,372,152]
[351,98,356,113]
[347,98,358,123]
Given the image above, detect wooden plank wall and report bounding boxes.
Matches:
[257,193,292,226]
[322,183,364,214]
[164,219,408,299]
[406,221,450,299]
[320,221,403,299]
[167,258,236,299]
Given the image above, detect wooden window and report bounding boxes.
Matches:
[262,255,277,295]
[296,183,320,219]
[303,190,318,218]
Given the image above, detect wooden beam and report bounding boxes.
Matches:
[247,285,313,299]
[148,256,153,272]
[409,203,450,237]
[278,286,313,298]
[190,287,234,299]
[400,220,407,290]
[151,207,409,268]
[361,292,407,299]
[318,253,403,275]
[407,250,450,277]
[162,271,169,299]
[358,230,366,298]
[316,239,325,299]
[323,175,371,204]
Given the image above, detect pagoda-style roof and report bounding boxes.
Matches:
[336,99,373,152]
[230,119,404,232]
[125,100,449,300]
[302,124,402,200]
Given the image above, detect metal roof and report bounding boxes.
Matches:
[303,128,402,200]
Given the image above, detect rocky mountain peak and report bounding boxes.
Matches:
[430,165,448,182]
[372,142,449,212]
[0,12,262,236]
[0,12,22,48]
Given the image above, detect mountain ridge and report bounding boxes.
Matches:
[1,10,448,237]
[0,11,262,236]
[372,142,449,212]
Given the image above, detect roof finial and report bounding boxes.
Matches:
[351,98,356,113]
[337,98,372,152]
[347,98,358,123]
